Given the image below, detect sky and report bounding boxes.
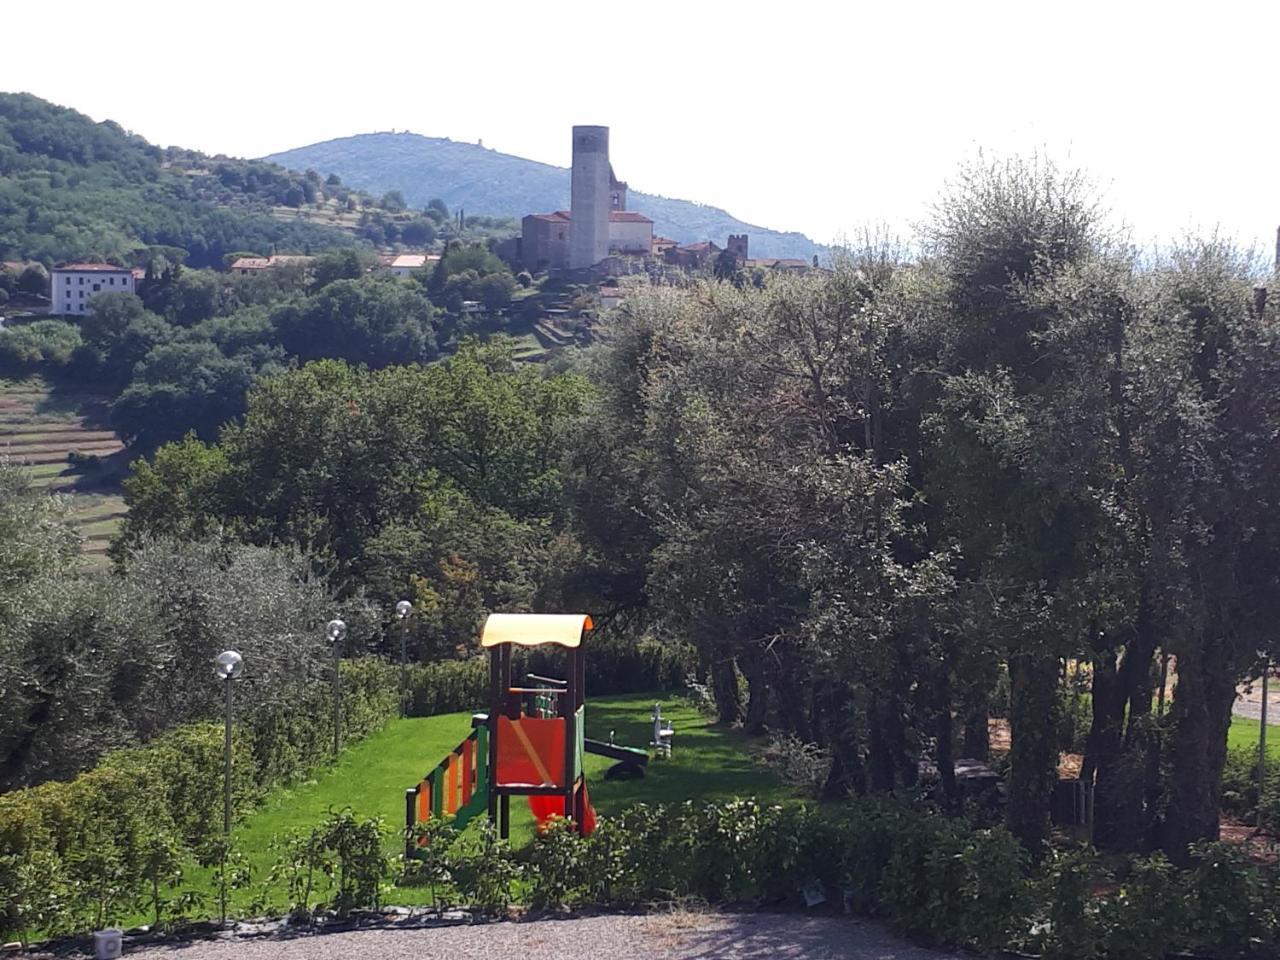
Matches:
[3,0,1278,253]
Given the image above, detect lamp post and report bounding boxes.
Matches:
[1260,656,1271,830]
[327,619,347,756]
[214,650,244,835]
[395,600,412,717]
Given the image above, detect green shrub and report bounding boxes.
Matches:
[1028,847,1106,959]
[404,658,487,717]
[1181,841,1280,959]
[0,320,82,373]
[402,817,460,911]
[104,724,254,847]
[833,798,913,915]
[316,808,391,918]
[1221,746,1280,832]
[1094,853,1186,960]
[0,656,400,940]
[452,820,520,915]
[527,817,585,909]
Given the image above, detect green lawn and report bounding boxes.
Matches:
[180,692,784,913]
[1228,713,1280,756]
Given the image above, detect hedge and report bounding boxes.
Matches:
[0,658,399,939]
[0,637,694,939]
[403,635,696,718]
[430,798,1280,960]
[1221,745,1280,833]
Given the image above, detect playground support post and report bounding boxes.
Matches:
[404,789,416,860]
[1260,658,1270,830]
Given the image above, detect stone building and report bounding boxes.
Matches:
[228,255,315,275]
[569,125,611,269]
[521,210,653,271]
[516,125,656,272]
[665,240,722,270]
[521,211,572,271]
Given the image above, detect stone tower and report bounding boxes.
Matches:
[570,125,610,269]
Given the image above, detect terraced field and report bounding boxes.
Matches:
[0,377,129,561]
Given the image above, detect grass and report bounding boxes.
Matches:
[1228,714,1280,756]
[181,692,786,913]
[74,518,123,539]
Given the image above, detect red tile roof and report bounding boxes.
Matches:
[528,211,572,223]
[527,210,653,224]
[53,262,131,272]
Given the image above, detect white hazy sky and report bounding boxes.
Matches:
[3,0,1278,251]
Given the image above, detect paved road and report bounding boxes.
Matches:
[121,912,961,960]
[1234,679,1279,724]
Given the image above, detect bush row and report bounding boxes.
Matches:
[1220,745,1280,833]
[0,658,399,940]
[10,785,1280,957]
[416,798,1280,960]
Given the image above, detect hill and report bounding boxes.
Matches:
[0,93,357,268]
[265,132,828,261]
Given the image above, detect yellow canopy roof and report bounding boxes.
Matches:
[480,613,594,649]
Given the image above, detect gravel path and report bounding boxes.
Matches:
[1233,698,1275,723]
[120,911,963,960]
[1232,682,1279,724]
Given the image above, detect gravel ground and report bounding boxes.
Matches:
[117,911,963,960]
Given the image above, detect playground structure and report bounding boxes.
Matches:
[404,613,651,855]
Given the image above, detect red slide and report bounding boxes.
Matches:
[527,783,597,835]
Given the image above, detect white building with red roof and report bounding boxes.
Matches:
[385,252,439,277]
[51,263,136,316]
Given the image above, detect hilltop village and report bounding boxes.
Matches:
[1,123,817,358]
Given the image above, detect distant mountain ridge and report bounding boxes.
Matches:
[265,132,826,261]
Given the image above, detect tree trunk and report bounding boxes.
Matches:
[1159,640,1237,859]
[709,640,743,726]
[820,679,865,799]
[1082,649,1127,847]
[935,664,958,811]
[823,735,866,800]
[866,695,895,792]
[962,703,990,761]
[739,644,769,735]
[772,661,815,744]
[1006,650,1060,854]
